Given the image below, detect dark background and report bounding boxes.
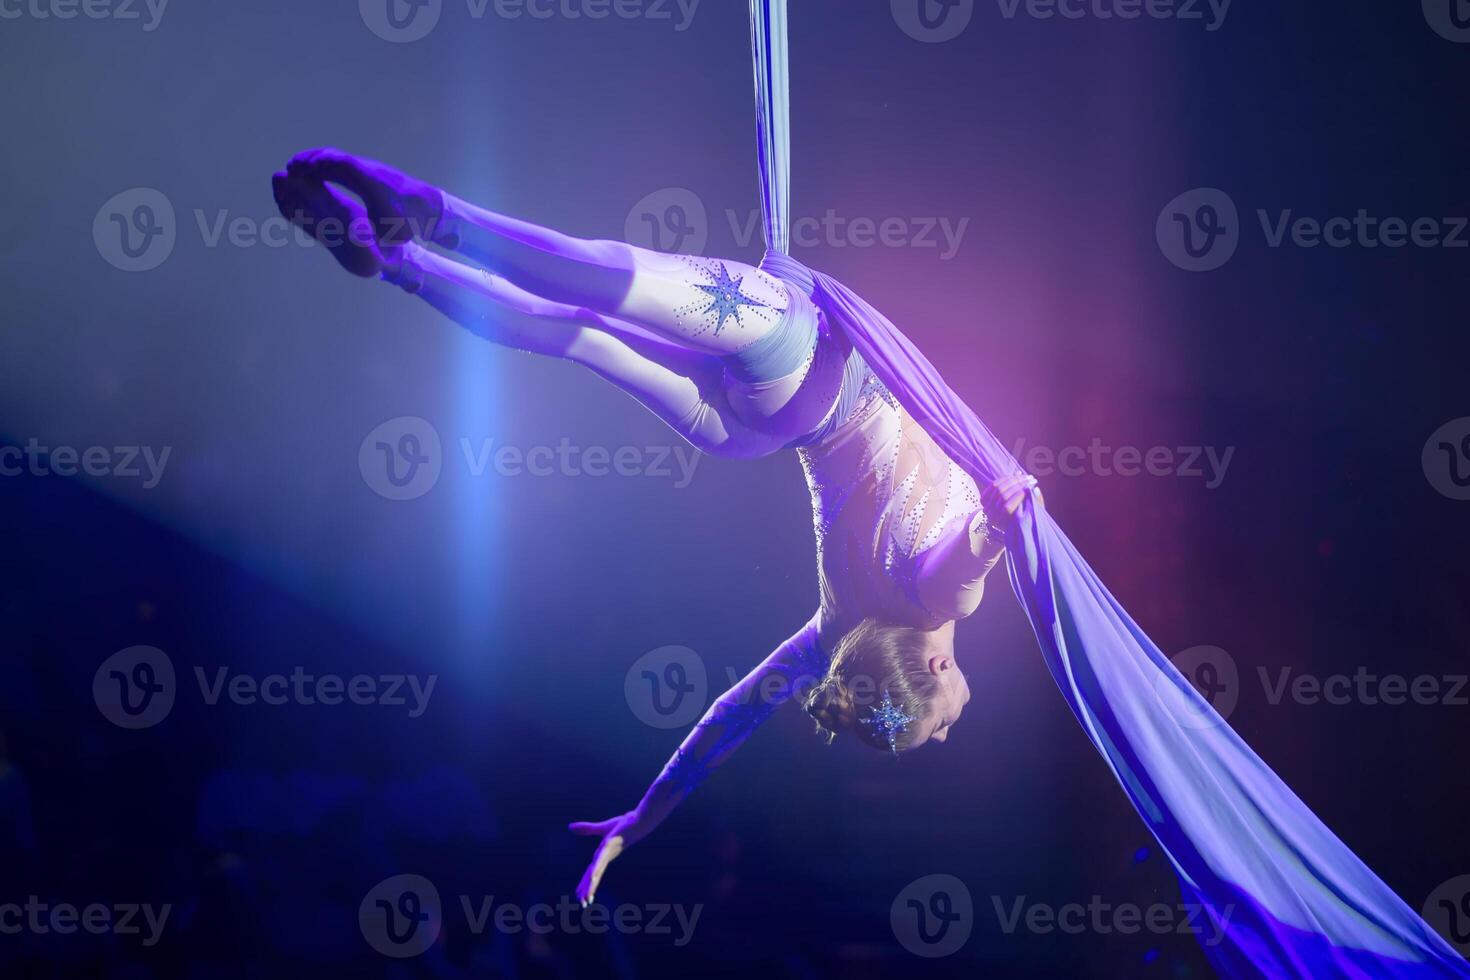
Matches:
[1,0,1467,976]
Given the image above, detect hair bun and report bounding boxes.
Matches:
[804,676,857,741]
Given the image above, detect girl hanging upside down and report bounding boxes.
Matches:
[273,148,1041,907]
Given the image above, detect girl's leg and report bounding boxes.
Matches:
[272,173,774,458]
[404,244,777,458]
[285,149,792,358]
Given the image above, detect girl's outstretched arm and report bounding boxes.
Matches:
[570,614,826,906]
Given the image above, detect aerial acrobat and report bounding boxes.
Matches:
[273,2,1469,974]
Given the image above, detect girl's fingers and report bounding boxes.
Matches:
[575,829,628,907]
[578,847,611,905]
[982,473,1041,521]
[589,855,609,897]
[586,838,623,903]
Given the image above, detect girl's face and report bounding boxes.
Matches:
[903,627,971,750]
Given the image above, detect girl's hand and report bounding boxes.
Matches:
[981,473,1043,527]
[569,810,649,907]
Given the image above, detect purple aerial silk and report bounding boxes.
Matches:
[747,2,1468,976]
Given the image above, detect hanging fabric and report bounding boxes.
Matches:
[746,2,1469,975]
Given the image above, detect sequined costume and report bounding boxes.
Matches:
[277,147,1002,844]
[395,194,861,456]
[395,202,999,629]
[795,364,998,627]
[650,613,825,802]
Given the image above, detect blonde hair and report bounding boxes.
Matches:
[803,618,942,753]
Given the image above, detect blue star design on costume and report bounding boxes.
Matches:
[862,691,918,756]
[694,262,768,335]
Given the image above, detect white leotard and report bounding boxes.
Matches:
[797,369,991,628]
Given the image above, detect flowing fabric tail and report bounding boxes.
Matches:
[748,2,1470,976]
